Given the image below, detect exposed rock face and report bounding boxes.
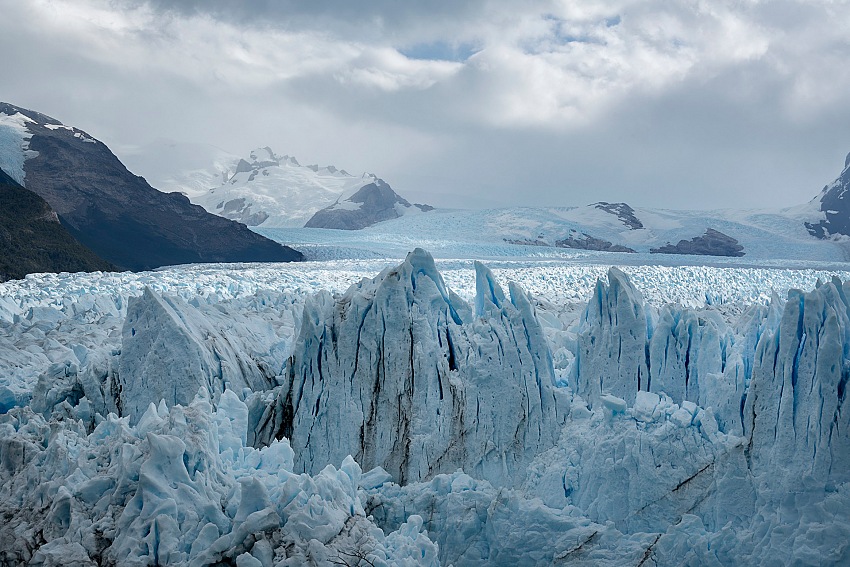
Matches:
[0,167,113,281]
[504,238,550,247]
[651,229,744,257]
[216,197,270,226]
[0,103,302,270]
[555,233,635,253]
[593,202,644,230]
[305,178,432,230]
[256,249,569,486]
[805,152,850,238]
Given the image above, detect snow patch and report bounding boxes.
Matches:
[0,111,38,184]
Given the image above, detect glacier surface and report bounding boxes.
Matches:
[1,250,849,565]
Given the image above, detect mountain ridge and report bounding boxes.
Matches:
[805,151,850,239]
[0,103,303,271]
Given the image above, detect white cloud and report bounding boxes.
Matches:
[1,0,848,210]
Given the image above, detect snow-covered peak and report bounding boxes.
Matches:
[124,141,428,228]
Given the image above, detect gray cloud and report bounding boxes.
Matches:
[118,0,499,46]
[0,0,848,211]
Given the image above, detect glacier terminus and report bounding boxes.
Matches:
[0,250,849,565]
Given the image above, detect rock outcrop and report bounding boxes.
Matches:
[651,228,745,257]
[805,152,850,239]
[593,202,644,230]
[555,233,635,253]
[305,178,432,230]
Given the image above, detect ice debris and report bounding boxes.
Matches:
[0,390,439,566]
[1,252,850,565]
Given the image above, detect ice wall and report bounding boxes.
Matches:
[3,256,850,565]
[570,268,780,436]
[118,288,283,423]
[258,249,569,486]
[745,277,850,489]
[572,267,649,407]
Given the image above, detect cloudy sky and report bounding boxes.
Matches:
[1,0,848,209]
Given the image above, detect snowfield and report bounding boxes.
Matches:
[2,251,850,565]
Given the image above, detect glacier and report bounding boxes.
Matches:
[0,111,37,185]
[1,250,849,565]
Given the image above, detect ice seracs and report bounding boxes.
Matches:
[257,248,568,487]
[744,276,850,489]
[0,390,439,566]
[1,252,850,565]
[572,267,649,407]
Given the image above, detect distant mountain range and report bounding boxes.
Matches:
[505,154,850,259]
[3,100,849,271]
[123,143,432,229]
[243,153,850,264]
[125,138,850,260]
[0,103,302,274]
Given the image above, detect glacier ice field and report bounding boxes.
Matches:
[1,250,850,565]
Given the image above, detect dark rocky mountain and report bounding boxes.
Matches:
[805,152,850,239]
[0,103,302,271]
[0,167,114,281]
[593,202,644,230]
[305,177,433,230]
[651,228,745,257]
[555,232,635,253]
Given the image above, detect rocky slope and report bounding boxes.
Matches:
[650,228,745,257]
[805,152,850,239]
[0,167,113,281]
[0,104,302,270]
[305,177,433,230]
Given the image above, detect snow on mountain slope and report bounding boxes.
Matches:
[0,110,37,185]
[804,151,850,238]
[124,142,429,228]
[195,148,370,227]
[2,255,850,565]
[259,200,850,263]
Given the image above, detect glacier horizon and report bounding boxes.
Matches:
[1,249,849,565]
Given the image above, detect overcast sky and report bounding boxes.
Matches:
[2,0,849,209]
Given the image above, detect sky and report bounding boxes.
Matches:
[1,0,849,210]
